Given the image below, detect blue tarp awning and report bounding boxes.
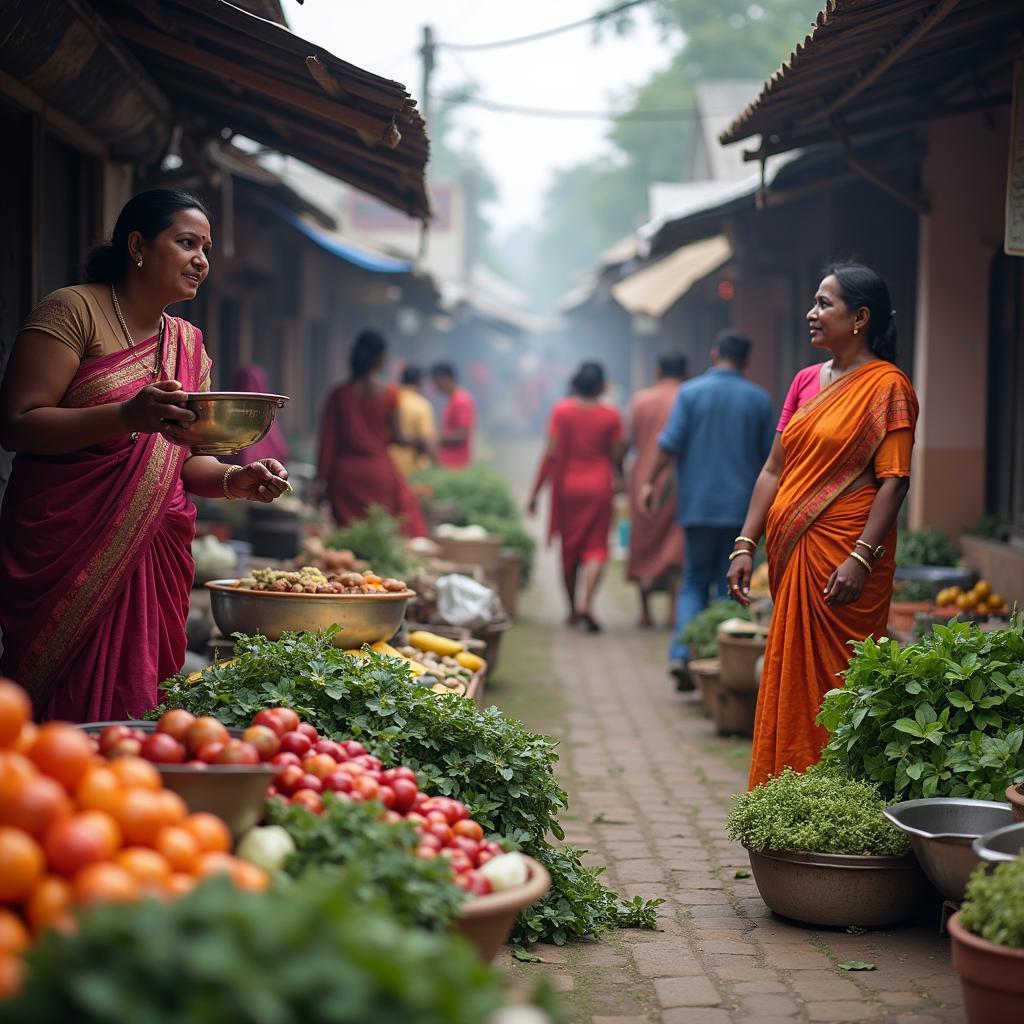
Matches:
[275,205,414,274]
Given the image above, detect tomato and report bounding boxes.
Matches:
[74,862,140,905]
[270,751,301,770]
[351,775,379,801]
[350,755,378,771]
[154,826,201,872]
[140,733,185,764]
[392,766,418,783]
[97,724,132,755]
[418,832,443,852]
[425,810,449,826]
[377,784,395,809]
[153,790,188,829]
[425,820,453,845]
[25,875,73,934]
[0,953,25,1000]
[184,717,229,757]
[404,812,427,827]
[0,752,38,805]
[301,754,338,780]
[115,847,172,885]
[229,858,270,892]
[275,765,305,796]
[263,707,300,735]
[106,737,143,759]
[108,756,161,790]
[181,812,231,854]
[411,792,429,812]
[479,840,502,856]
[111,787,167,846]
[214,740,260,765]
[195,741,226,764]
[75,765,122,814]
[155,709,196,743]
[0,682,30,751]
[441,849,474,874]
[452,819,484,842]
[323,771,353,793]
[336,761,365,777]
[252,708,288,737]
[297,773,324,794]
[295,722,319,742]
[477,850,495,866]
[390,778,418,813]
[0,909,29,957]
[11,722,38,756]
[241,726,280,761]
[451,836,480,862]
[0,774,72,838]
[279,731,312,757]
[313,739,345,762]
[421,797,467,824]
[43,812,117,877]
[29,723,94,790]
[165,872,197,897]
[195,851,235,878]
[290,789,324,814]
[185,759,208,769]
[381,810,402,824]
[342,740,366,758]
[415,844,438,859]
[446,799,469,824]
[455,870,492,896]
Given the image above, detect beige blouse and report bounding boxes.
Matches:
[20,285,138,361]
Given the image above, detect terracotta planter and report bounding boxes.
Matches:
[711,683,757,737]
[746,847,930,927]
[492,550,522,620]
[887,600,932,634]
[1006,784,1024,823]
[433,535,505,573]
[949,911,1024,1023]
[689,658,720,718]
[455,856,551,961]
[717,632,767,690]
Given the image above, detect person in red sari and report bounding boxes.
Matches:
[316,331,426,536]
[0,190,290,723]
[626,352,686,627]
[528,362,625,632]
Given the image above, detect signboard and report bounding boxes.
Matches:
[1005,60,1024,256]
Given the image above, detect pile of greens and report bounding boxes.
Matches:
[4,874,505,1024]
[324,505,414,581]
[896,527,960,568]
[681,599,750,659]
[960,857,1024,949]
[268,797,467,932]
[157,631,661,944]
[818,619,1024,800]
[726,764,910,856]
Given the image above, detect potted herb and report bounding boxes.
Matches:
[949,858,1024,1023]
[726,765,928,927]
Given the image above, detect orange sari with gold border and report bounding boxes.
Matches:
[0,317,211,722]
[748,360,918,788]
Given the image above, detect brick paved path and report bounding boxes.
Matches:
[493,543,966,1024]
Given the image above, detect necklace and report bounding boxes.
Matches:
[110,284,164,380]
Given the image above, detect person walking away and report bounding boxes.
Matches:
[626,352,687,628]
[641,331,773,690]
[317,331,426,536]
[528,361,625,632]
[727,263,916,788]
[389,363,436,476]
[0,189,290,722]
[431,362,475,469]
[226,364,289,466]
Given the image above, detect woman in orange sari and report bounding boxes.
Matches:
[727,263,918,788]
[0,190,290,722]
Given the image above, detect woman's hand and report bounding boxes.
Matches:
[228,459,290,503]
[824,557,870,607]
[726,552,754,607]
[121,381,195,435]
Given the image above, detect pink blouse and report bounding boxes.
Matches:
[776,363,823,432]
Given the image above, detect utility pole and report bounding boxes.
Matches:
[417,24,435,263]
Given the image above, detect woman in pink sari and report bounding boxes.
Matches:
[0,190,290,722]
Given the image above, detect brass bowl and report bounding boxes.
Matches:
[163,392,289,456]
[206,580,415,647]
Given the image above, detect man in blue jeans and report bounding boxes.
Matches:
[640,331,774,690]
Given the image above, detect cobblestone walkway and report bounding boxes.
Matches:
[493,547,965,1024]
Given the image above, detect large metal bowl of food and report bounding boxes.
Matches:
[206,580,415,648]
[163,391,289,456]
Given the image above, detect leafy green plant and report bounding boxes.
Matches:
[267,796,467,931]
[681,599,750,658]
[818,619,1024,800]
[726,764,910,856]
[4,874,504,1024]
[960,857,1024,948]
[156,631,661,945]
[324,505,414,580]
[896,528,959,567]
[965,515,1012,543]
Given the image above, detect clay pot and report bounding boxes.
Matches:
[1005,784,1024,823]
[688,658,720,718]
[711,683,757,737]
[949,911,1024,1023]
[455,856,551,961]
[717,631,767,690]
[746,847,930,927]
[886,600,932,634]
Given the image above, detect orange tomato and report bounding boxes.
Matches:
[25,875,73,934]
[28,723,94,790]
[43,811,120,877]
[153,826,201,874]
[165,872,198,897]
[75,765,123,814]
[108,756,161,791]
[228,858,269,893]
[115,847,172,886]
[153,790,188,830]
[195,850,235,879]
[155,709,196,744]
[0,953,25,1000]
[73,862,140,906]
[0,775,73,838]
[11,722,38,755]
[0,909,29,956]
[0,751,38,802]
[0,827,45,902]
[111,787,166,847]
[181,812,232,854]
[0,680,31,749]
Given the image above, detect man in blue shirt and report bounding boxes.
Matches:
[640,331,774,690]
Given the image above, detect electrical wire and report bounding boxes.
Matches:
[443,95,709,122]
[437,0,651,52]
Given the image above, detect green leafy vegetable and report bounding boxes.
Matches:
[324,505,414,580]
[512,949,545,963]
[818,619,1024,800]
[838,961,877,971]
[960,857,1024,949]
[681,599,750,659]
[896,528,959,567]
[726,764,910,856]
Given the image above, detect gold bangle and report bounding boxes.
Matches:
[222,464,243,500]
[729,549,754,561]
[849,551,873,572]
[734,536,757,547]
[855,539,874,553]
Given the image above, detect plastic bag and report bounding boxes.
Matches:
[436,573,504,629]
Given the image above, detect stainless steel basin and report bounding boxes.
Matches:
[883,798,1014,903]
[972,822,1024,865]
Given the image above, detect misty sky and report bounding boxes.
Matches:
[285,1,671,233]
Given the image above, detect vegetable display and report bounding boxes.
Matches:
[960,857,1024,949]
[156,631,662,944]
[323,505,415,581]
[233,566,409,594]
[818,620,1024,800]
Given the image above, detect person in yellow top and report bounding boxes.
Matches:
[389,364,436,475]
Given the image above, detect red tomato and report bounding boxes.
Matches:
[391,766,418,784]
[404,811,427,827]
[185,760,208,770]
[381,810,402,824]
[313,740,345,762]
[270,751,301,770]
[441,849,474,874]
[342,741,366,758]
[477,849,495,866]
[98,725,133,755]
[351,776,379,801]
[390,778,418,814]
[336,761,365,777]
[452,819,484,842]
[446,800,469,824]
[279,732,311,757]
[425,810,449,826]
[106,737,142,759]
[418,832,443,852]
[215,740,259,766]
[295,723,319,742]
[376,785,395,809]
[415,844,438,859]
[290,789,323,813]
[184,718,229,757]
[297,773,323,794]
[0,775,72,838]
[155,710,195,743]
[425,821,453,845]
[275,765,305,796]
[252,709,288,737]
[455,870,492,896]
[195,742,226,764]
[44,812,119,877]
[140,733,185,764]
[350,755,378,771]
[411,792,429,812]
[452,836,480,862]
[301,754,338,781]
[323,771,353,793]
[241,726,280,761]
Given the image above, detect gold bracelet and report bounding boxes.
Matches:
[222,464,243,500]
[854,539,874,553]
[734,536,757,547]
[729,549,754,561]
[849,551,873,572]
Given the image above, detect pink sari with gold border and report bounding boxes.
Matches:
[0,317,211,721]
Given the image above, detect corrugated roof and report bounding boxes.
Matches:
[721,0,1020,154]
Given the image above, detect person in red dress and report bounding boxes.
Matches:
[431,362,476,469]
[317,331,426,536]
[528,361,626,632]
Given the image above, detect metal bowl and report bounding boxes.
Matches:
[972,822,1024,865]
[883,798,1015,902]
[163,391,289,456]
[206,580,415,648]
